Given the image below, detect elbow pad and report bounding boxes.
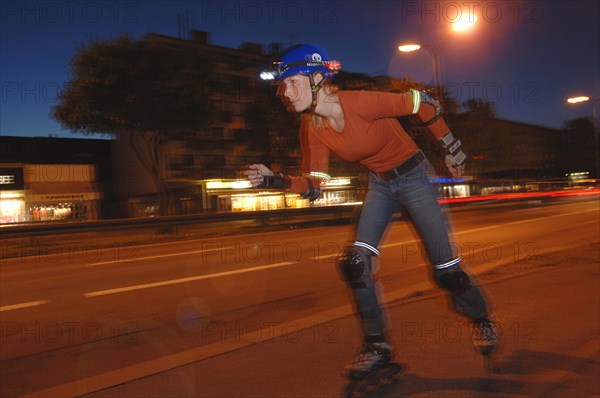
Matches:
[301,177,321,201]
[410,89,442,126]
[257,174,291,189]
[438,132,467,165]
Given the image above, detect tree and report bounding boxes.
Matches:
[243,84,301,174]
[560,117,597,175]
[52,34,216,215]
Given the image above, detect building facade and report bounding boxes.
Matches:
[5,32,586,222]
[112,31,291,216]
[447,115,565,180]
[0,136,112,223]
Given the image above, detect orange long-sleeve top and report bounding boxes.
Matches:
[288,90,451,195]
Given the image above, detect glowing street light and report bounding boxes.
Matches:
[567,96,591,104]
[398,42,442,98]
[452,14,478,32]
[398,44,422,53]
[567,95,599,132]
[566,95,600,178]
[398,15,477,100]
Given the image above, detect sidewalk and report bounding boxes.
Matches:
[76,257,599,397]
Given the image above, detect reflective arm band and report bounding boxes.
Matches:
[410,89,422,114]
[309,171,331,180]
[410,89,443,126]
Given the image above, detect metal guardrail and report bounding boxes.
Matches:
[0,205,360,239]
[2,187,598,240]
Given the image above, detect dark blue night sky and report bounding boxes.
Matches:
[1,0,598,138]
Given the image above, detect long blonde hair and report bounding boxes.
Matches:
[309,81,339,129]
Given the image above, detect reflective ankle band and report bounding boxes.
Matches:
[435,257,462,269]
[354,241,381,256]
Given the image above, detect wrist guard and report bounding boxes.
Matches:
[256,174,291,189]
[438,132,466,165]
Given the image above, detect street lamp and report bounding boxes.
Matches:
[566,95,600,179]
[452,14,478,32]
[398,15,477,100]
[567,96,591,104]
[398,42,443,99]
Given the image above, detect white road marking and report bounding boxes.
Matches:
[0,300,49,312]
[23,261,599,398]
[13,207,598,304]
[85,247,229,267]
[309,208,598,259]
[84,261,295,297]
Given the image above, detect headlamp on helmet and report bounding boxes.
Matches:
[259,62,283,81]
[259,44,341,82]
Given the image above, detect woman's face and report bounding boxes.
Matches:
[278,74,312,113]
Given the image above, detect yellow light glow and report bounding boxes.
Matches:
[0,200,22,211]
[0,197,25,223]
[567,96,590,104]
[0,191,24,199]
[206,180,252,189]
[232,180,252,189]
[452,14,477,32]
[398,44,421,52]
[206,180,226,189]
[322,178,351,187]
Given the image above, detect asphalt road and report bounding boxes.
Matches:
[1,196,598,397]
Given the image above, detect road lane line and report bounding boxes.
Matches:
[0,300,49,312]
[85,247,232,267]
[310,209,598,260]
[83,207,599,296]
[25,259,598,398]
[83,261,295,297]
[20,305,353,398]
[83,208,596,265]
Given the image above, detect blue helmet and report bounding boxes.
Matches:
[260,44,341,81]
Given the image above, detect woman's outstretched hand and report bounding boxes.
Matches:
[243,164,274,187]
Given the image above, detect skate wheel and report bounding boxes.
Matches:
[343,363,404,398]
[345,388,365,398]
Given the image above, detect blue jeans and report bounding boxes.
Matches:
[349,156,488,340]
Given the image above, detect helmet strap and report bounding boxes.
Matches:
[308,72,325,112]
